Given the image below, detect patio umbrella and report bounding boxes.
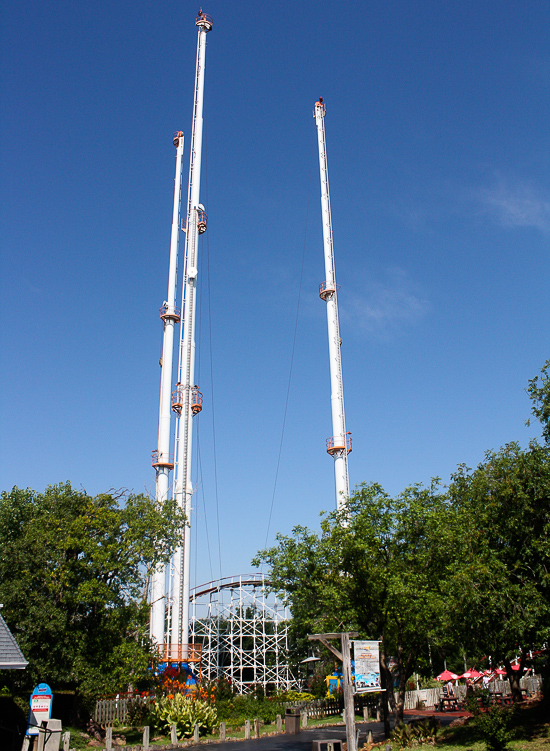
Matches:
[494,668,507,675]
[436,670,458,681]
[468,668,483,679]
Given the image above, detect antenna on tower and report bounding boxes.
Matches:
[313,98,351,509]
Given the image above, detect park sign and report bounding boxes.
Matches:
[27,683,52,736]
[353,640,381,692]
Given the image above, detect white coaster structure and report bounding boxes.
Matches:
[314,97,352,509]
[189,574,297,693]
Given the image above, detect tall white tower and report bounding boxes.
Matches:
[314,98,351,509]
[170,9,212,652]
[150,130,185,646]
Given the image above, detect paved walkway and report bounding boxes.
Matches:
[183,712,468,751]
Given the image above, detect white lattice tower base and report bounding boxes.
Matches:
[189,574,298,693]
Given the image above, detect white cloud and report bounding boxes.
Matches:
[478,181,550,233]
[342,267,429,339]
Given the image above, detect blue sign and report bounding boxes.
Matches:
[27,683,52,736]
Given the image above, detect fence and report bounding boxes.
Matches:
[399,675,542,711]
[284,699,343,719]
[283,693,378,719]
[95,693,377,726]
[95,675,542,725]
[95,696,149,725]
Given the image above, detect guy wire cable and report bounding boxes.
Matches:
[203,112,223,581]
[263,139,315,550]
[196,426,215,583]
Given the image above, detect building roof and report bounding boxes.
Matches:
[0,611,28,669]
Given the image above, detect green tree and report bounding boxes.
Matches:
[254,480,451,728]
[446,441,550,701]
[0,482,186,698]
[527,357,550,444]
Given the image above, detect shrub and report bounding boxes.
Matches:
[150,694,217,739]
[389,717,440,748]
[215,695,284,726]
[212,678,235,702]
[278,690,316,702]
[474,705,513,751]
[126,696,153,727]
[418,676,440,689]
[308,673,330,698]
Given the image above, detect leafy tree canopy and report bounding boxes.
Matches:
[446,441,550,699]
[0,482,186,697]
[254,480,451,725]
[527,357,550,444]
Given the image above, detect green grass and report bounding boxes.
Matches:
[61,727,91,750]
[386,698,550,751]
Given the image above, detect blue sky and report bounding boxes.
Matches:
[2,0,549,588]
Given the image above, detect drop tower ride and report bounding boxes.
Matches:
[150,9,212,656]
[314,98,351,509]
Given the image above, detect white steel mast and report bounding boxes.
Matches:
[170,8,212,653]
[314,97,351,509]
[150,130,185,646]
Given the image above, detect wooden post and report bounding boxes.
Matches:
[142,725,150,751]
[194,723,200,742]
[367,730,374,743]
[244,719,250,739]
[62,731,71,751]
[308,632,358,751]
[170,724,178,744]
[105,726,113,751]
[219,722,226,741]
[301,710,308,728]
[341,633,357,751]
[254,718,260,738]
[363,706,369,721]
[276,714,282,732]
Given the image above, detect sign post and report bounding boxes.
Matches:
[308,632,358,751]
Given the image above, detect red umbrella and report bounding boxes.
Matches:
[494,668,507,675]
[468,668,483,678]
[511,664,522,671]
[436,670,458,681]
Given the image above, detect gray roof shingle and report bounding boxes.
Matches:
[0,611,28,669]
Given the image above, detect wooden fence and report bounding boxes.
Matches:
[95,693,376,725]
[95,675,542,725]
[400,675,542,711]
[95,696,149,725]
[282,693,378,719]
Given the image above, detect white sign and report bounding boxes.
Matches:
[353,640,381,692]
